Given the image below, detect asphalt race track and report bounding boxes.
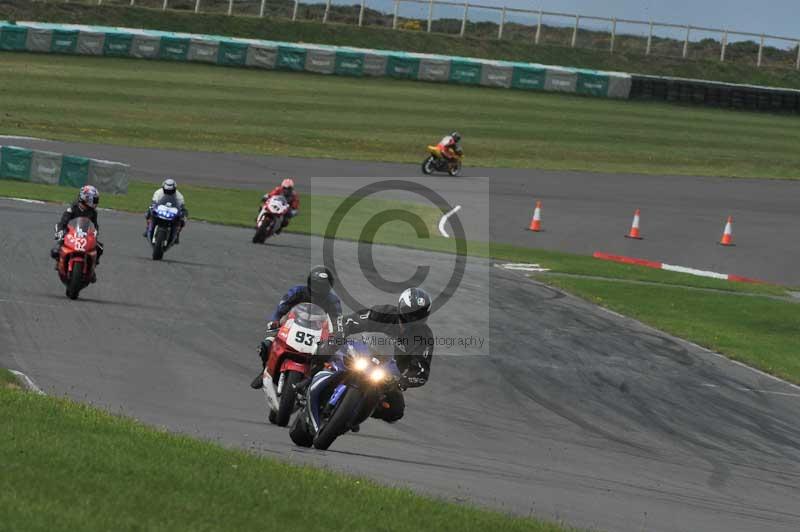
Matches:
[5,138,800,285]
[2,198,799,532]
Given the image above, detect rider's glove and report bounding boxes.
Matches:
[397,375,409,391]
[54,229,64,240]
[266,320,280,331]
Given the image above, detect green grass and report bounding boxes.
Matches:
[1,179,787,298]
[4,0,800,89]
[2,54,800,178]
[543,276,800,384]
[0,385,574,532]
[0,368,19,389]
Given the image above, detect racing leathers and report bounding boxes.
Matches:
[51,201,104,264]
[342,305,434,422]
[262,186,300,234]
[436,135,462,161]
[146,189,188,242]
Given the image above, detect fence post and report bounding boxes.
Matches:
[323,0,331,23]
[98,0,102,5]
[460,2,468,38]
[757,34,764,67]
[194,0,200,13]
[720,30,728,62]
[130,0,135,6]
[392,1,399,30]
[609,17,616,53]
[162,0,168,10]
[571,15,579,48]
[498,7,506,40]
[427,0,434,33]
[535,9,542,45]
[358,0,365,26]
[796,41,800,70]
[227,0,233,16]
[645,21,653,55]
[259,0,266,17]
[293,0,299,21]
[682,25,690,58]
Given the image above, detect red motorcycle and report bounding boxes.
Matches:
[252,195,290,244]
[55,217,98,300]
[260,302,331,426]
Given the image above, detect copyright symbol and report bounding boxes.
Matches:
[322,179,466,317]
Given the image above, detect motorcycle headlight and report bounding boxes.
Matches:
[353,357,369,372]
[369,368,387,383]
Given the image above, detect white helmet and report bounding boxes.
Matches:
[162,178,177,195]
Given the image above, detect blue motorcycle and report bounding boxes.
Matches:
[147,197,181,261]
[290,340,401,450]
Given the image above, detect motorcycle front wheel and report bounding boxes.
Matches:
[448,159,462,177]
[152,227,166,260]
[275,370,303,427]
[66,265,83,300]
[313,387,363,450]
[289,412,314,448]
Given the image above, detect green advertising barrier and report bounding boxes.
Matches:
[334,51,364,77]
[511,66,547,90]
[0,25,28,51]
[0,146,33,180]
[159,36,190,61]
[386,55,420,79]
[449,60,482,85]
[576,71,610,97]
[217,41,248,67]
[103,32,133,57]
[51,29,78,53]
[276,46,306,71]
[59,155,90,188]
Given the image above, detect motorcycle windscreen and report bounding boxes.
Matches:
[67,217,96,236]
[153,195,180,221]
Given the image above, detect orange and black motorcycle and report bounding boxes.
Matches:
[421,145,463,177]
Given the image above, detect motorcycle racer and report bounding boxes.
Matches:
[340,287,434,423]
[260,178,299,235]
[250,266,343,389]
[50,186,104,276]
[436,131,463,161]
[145,178,187,243]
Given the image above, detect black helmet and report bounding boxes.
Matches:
[450,131,461,143]
[307,265,334,298]
[398,287,432,324]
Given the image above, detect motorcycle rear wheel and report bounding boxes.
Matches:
[152,227,166,260]
[421,156,435,175]
[313,387,362,450]
[275,370,303,427]
[66,265,83,300]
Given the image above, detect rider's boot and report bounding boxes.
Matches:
[250,338,272,389]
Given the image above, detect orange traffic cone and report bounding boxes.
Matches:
[719,216,734,246]
[528,201,542,232]
[625,208,643,239]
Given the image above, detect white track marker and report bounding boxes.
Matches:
[9,370,46,395]
[661,263,728,280]
[499,263,551,273]
[700,383,800,398]
[438,205,462,238]
[4,197,46,204]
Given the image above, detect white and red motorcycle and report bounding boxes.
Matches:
[261,302,331,426]
[252,195,290,244]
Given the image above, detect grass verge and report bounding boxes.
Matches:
[1,179,787,299]
[3,0,800,90]
[542,275,800,384]
[2,53,800,178]
[0,368,19,389]
[0,385,574,532]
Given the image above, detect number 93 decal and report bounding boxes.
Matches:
[294,331,316,346]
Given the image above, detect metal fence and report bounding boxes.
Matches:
[81,0,800,69]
